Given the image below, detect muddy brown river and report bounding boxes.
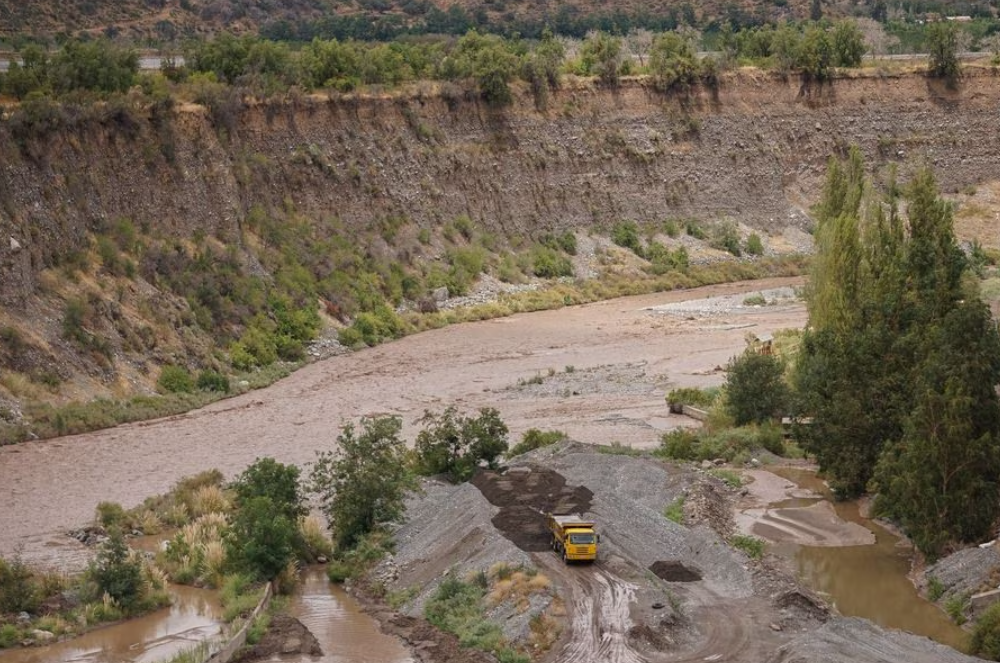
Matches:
[0,277,806,569]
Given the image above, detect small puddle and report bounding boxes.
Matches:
[771,467,969,652]
[276,567,413,663]
[0,584,223,663]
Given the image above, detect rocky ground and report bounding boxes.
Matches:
[363,441,982,663]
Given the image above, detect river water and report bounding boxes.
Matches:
[772,467,969,652]
[275,567,413,663]
[0,585,223,663]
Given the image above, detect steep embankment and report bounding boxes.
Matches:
[0,69,996,416]
[3,70,996,295]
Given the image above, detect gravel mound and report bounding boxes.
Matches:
[386,479,532,614]
[766,616,983,663]
[925,541,1000,602]
[522,443,754,598]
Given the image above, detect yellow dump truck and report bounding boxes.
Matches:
[547,513,598,563]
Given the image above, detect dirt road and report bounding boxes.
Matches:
[0,277,805,568]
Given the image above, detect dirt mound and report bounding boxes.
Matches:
[381,612,496,663]
[470,466,592,552]
[650,560,704,582]
[233,613,322,662]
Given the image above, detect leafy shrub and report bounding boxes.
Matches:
[530,245,573,278]
[0,553,38,614]
[658,429,701,461]
[745,233,765,256]
[0,623,20,648]
[729,534,765,560]
[219,573,262,622]
[685,220,707,240]
[158,365,195,394]
[341,305,403,347]
[665,387,718,413]
[89,529,143,609]
[509,428,568,457]
[95,501,129,529]
[945,594,968,625]
[539,231,577,256]
[971,601,1000,659]
[926,576,945,602]
[611,221,644,257]
[196,369,230,393]
[711,222,742,257]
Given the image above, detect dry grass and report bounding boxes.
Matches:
[189,485,231,517]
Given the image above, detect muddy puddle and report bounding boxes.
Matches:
[0,584,223,663]
[770,467,969,652]
[276,567,413,663]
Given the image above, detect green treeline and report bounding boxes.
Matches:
[1,17,979,104]
[794,148,1000,558]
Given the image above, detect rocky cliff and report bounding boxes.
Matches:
[0,68,996,418]
[2,69,996,296]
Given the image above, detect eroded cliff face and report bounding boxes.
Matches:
[2,69,996,295]
[0,69,995,409]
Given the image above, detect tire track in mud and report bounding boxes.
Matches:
[536,555,646,663]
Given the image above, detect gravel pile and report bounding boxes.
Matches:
[925,541,1000,601]
[501,361,668,400]
[522,443,754,598]
[766,616,983,663]
[644,286,801,318]
[386,478,532,615]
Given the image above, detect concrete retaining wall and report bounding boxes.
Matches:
[206,582,273,663]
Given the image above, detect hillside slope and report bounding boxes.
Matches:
[0,69,996,427]
[0,0,873,41]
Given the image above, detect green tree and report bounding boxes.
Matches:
[797,25,833,81]
[771,24,801,75]
[453,31,519,106]
[48,40,138,94]
[89,528,143,609]
[795,150,1000,553]
[3,45,49,99]
[831,20,866,67]
[725,349,789,426]
[581,32,623,87]
[926,21,960,84]
[648,31,699,92]
[310,416,415,550]
[414,406,509,481]
[225,495,298,580]
[231,457,306,521]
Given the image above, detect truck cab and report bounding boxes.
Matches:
[548,514,599,563]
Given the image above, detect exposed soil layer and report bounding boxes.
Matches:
[649,561,703,583]
[470,467,593,552]
[233,614,322,662]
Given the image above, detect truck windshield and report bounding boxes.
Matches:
[569,533,595,544]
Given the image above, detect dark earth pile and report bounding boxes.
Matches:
[470,466,593,552]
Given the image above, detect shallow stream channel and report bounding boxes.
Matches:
[273,566,413,663]
[766,467,969,651]
[0,584,223,663]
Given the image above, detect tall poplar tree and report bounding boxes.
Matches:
[795,151,1000,555]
